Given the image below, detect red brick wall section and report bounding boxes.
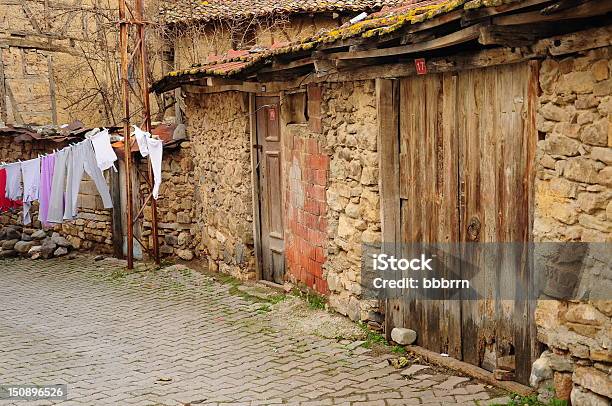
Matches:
[284,134,330,294]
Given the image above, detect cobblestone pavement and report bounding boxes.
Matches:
[0,257,508,406]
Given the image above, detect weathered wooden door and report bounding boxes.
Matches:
[386,62,538,384]
[255,96,285,284]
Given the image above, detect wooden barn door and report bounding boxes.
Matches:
[255,96,285,284]
[385,61,537,384]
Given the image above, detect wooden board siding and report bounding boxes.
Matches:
[383,62,537,385]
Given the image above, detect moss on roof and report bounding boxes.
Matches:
[152,0,525,91]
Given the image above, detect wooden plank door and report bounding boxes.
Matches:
[398,72,462,358]
[387,62,536,384]
[458,63,536,383]
[255,96,285,284]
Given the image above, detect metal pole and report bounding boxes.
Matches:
[134,0,160,265]
[119,0,134,269]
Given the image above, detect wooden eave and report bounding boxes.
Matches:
[156,0,612,94]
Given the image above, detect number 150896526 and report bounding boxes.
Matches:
[0,384,67,400]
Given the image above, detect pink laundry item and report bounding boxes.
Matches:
[38,154,56,226]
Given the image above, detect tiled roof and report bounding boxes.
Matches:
[159,0,406,25]
[151,0,524,92]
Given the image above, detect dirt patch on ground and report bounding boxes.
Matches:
[267,295,367,341]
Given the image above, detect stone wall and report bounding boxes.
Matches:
[320,80,382,323]
[534,47,611,404]
[0,136,114,253]
[141,145,197,260]
[183,91,255,279]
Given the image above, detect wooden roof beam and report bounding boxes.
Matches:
[461,0,554,25]
[492,0,612,26]
[326,24,483,61]
[478,24,559,47]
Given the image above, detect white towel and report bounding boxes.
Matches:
[90,128,118,171]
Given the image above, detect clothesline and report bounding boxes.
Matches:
[0,126,163,226]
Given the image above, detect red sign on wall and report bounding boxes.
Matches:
[268,108,276,121]
[415,58,427,75]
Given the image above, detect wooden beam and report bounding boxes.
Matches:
[534,25,612,56]
[4,83,23,124]
[329,24,483,61]
[478,24,558,47]
[404,345,535,396]
[259,57,314,73]
[493,0,612,26]
[0,37,80,56]
[461,0,553,25]
[0,54,6,123]
[376,78,400,343]
[47,55,57,125]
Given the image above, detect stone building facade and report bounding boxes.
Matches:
[534,48,612,405]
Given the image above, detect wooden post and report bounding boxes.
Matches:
[376,78,400,340]
[119,0,134,269]
[135,0,160,265]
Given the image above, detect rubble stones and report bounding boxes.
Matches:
[54,247,68,257]
[40,238,58,259]
[14,241,36,254]
[31,230,47,240]
[2,239,18,250]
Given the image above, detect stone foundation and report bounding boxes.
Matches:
[534,48,611,404]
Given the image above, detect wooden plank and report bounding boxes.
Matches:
[0,52,7,123]
[249,93,264,281]
[109,167,124,259]
[478,24,558,47]
[47,55,57,125]
[260,57,314,73]
[376,78,400,340]
[329,24,483,61]
[4,83,24,124]
[536,25,612,56]
[519,60,541,384]
[0,37,81,56]
[441,72,462,359]
[461,0,553,25]
[493,0,612,26]
[404,345,535,396]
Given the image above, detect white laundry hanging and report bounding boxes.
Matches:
[132,125,163,200]
[90,128,118,172]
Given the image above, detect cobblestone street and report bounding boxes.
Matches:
[0,257,507,406]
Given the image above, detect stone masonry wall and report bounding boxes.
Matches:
[320,80,382,323]
[184,91,255,279]
[534,47,611,405]
[0,136,113,253]
[141,145,197,260]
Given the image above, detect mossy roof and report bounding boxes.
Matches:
[152,0,525,92]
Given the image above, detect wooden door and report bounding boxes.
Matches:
[255,96,285,284]
[457,63,537,383]
[399,72,462,358]
[386,62,537,384]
